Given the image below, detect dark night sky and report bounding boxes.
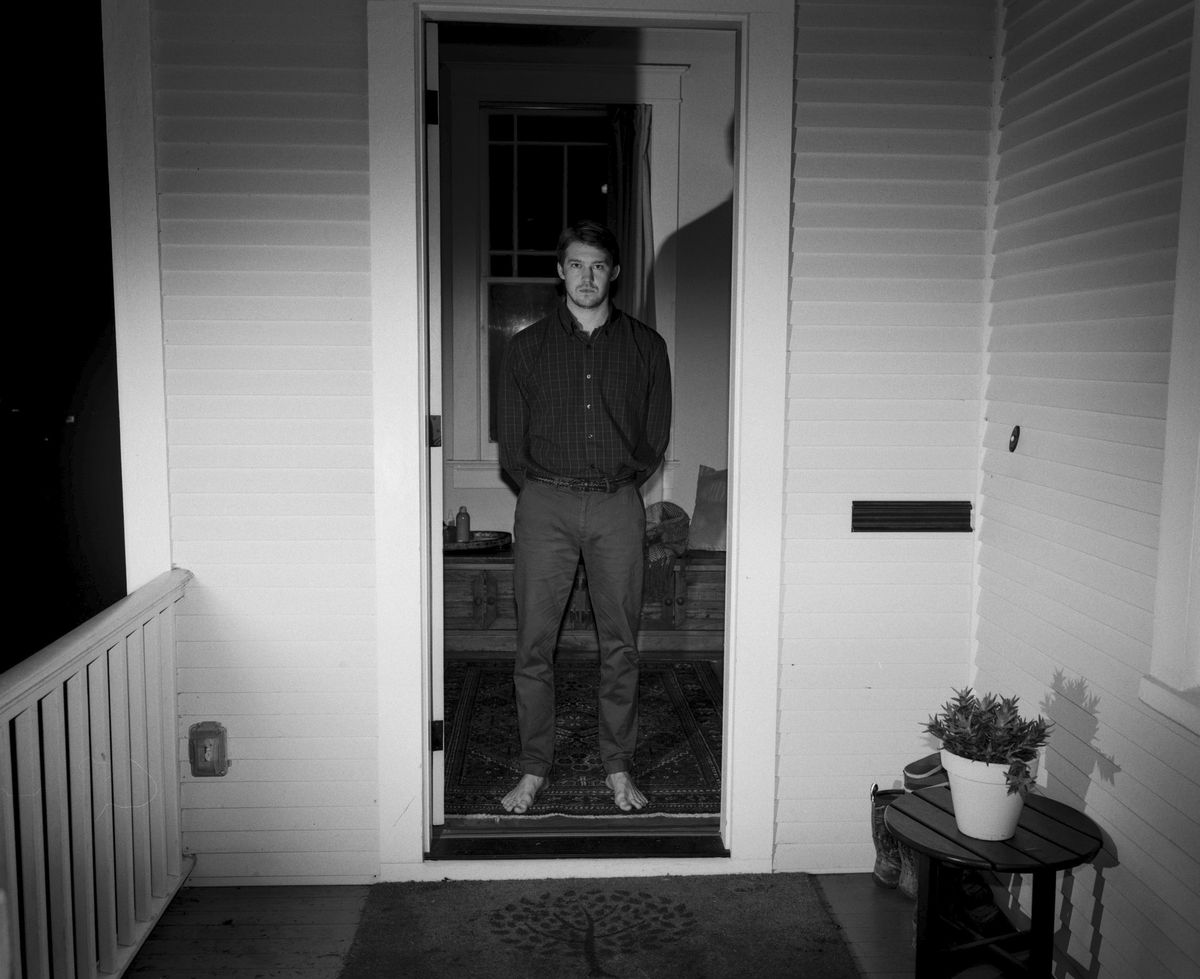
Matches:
[4,6,126,669]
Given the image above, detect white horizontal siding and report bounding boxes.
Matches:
[978,1,1199,976]
[783,0,995,872]
[133,9,1200,947]
[153,0,376,883]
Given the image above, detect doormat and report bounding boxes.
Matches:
[444,659,722,816]
[338,873,861,979]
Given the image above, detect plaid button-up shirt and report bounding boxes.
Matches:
[498,302,672,488]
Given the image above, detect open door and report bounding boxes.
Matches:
[424,19,446,830]
[430,21,734,855]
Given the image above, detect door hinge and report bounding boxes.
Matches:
[428,414,442,448]
[425,89,439,125]
[431,719,444,752]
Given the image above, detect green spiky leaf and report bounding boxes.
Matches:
[923,688,1053,796]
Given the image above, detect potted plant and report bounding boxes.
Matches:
[923,688,1053,840]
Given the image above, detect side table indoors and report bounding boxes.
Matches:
[884,786,1103,978]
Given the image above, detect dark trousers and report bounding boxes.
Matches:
[512,479,645,777]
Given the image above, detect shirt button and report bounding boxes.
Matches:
[586,403,592,409]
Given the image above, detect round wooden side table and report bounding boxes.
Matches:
[885,785,1102,977]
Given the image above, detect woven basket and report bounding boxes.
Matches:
[645,501,690,555]
[644,502,690,604]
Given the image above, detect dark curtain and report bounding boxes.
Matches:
[607,105,655,326]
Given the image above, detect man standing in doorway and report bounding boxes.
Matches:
[497,220,672,814]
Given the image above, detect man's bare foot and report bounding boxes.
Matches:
[606,771,647,812]
[500,773,546,814]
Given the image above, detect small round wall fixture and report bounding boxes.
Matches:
[1009,425,1021,452]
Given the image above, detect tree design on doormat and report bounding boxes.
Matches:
[489,888,697,977]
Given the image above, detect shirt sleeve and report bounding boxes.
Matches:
[639,333,673,482]
[497,335,529,488]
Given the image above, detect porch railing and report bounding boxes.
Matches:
[1,568,194,978]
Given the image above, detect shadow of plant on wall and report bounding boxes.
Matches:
[999,671,1121,979]
[1040,671,1121,798]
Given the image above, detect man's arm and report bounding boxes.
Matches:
[497,339,529,488]
[640,336,673,480]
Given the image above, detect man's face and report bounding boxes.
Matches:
[558,241,619,312]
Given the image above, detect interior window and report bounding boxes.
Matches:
[484,107,609,443]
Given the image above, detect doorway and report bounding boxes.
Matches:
[432,21,734,855]
[367,0,792,875]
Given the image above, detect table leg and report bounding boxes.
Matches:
[1027,871,1056,976]
[913,854,941,977]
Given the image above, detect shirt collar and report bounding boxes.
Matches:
[557,300,621,338]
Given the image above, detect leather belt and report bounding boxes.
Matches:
[526,472,636,493]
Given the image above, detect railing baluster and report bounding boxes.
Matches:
[143,611,168,898]
[159,602,183,881]
[41,687,75,977]
[108,640,136,947]
[67,669,99,978]
[15,707,49,978]
[88,653,118,974]
[1,721,23,979]
[127,621,153,922]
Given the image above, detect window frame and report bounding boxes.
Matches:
[1141,20,1200,736]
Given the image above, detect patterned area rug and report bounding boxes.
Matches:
[444,658,722,816]
[338,874,862,979]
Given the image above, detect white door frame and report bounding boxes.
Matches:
[102,0,173,591]
[369,0,793,880]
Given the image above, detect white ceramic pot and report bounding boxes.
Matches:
[940,748,1034,841]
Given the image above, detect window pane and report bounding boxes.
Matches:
[518,114,606,143]
[488,144,514,252]
[490,254,514,277]
[566,145,608,226]
[516,254,559,278]
[488,113,513,141]
[517,145,563,252]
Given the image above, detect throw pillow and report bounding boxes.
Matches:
[688,465,728,551]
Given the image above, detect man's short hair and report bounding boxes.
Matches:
[556,220,620,270]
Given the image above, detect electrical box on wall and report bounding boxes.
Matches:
[188,721,230,777]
